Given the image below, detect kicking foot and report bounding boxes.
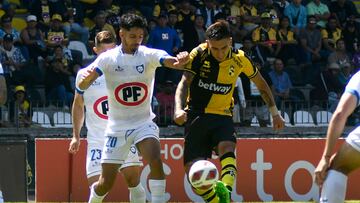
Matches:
[215,181,230,203]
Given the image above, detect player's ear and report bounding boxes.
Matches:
[93,47,98,55]
[229,37,233,47]
[119,29,124,39]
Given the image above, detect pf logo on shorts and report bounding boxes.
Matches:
[93,96,109,120]
[114,82,148,106]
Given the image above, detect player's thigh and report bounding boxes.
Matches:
[183,114,213,165]
[212,116,237,156]
[101,133,131,165]
[134,121,161,161]
[331,133,360,174]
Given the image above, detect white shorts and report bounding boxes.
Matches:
[101,120,159,164]
[86,142,142,179]
[346,127,360,152]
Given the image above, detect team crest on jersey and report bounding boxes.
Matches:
[135,64,144,73]
[114,82,148,106]
[115,66,124,72]
[93,96,109,119]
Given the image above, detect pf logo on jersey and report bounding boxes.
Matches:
[93,96,109,119]
[114,82,148,106]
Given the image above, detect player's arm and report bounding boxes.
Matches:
[162,51,190,70]
[69,92,85,154]
[174,71,194,125]
[250,72,285,130]
[77,67,100,91]
[314,92,357,186]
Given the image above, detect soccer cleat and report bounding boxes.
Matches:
[214,181,230,203]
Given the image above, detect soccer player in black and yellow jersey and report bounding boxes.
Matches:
[174,21,285,203]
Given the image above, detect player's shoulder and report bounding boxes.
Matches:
[139,45,167,55]
[349,71,360,83]
[231,48,251,64]
[189,43,208,58]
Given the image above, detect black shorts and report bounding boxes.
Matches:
[183,112,237,164]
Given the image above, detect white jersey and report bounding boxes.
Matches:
[92,45,169,131]
[345,71,360,107]
[76,67,108,143]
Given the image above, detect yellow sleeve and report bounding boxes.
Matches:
[241,55,259,79]
[153,5,160,17]
[252,28,260,42]
[184,46,201,75]
[288,31,295,41]
[321,29,328,39]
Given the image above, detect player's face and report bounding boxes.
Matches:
[207,38,232,62]
[93,42,116,55]
[119,27,144,53]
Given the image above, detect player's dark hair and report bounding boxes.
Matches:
[120,13,147,31]
[205,21,231,40]
[95,30,115,47]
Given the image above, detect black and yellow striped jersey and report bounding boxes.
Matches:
[184,43,259,116]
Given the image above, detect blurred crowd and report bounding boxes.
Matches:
[0,0,359,127]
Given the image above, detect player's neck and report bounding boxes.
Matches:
[121,46,137,55]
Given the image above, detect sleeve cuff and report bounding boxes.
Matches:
[75,87,84,94]
[95,67,103,76]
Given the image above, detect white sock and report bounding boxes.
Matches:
[88,182,106,203]
[320,170,347,203]
[129,183,146,203]
[149,179,166,203]
[0,190,3,203]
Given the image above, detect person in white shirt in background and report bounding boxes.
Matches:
[78,14,190,203]
[233,77,246,123]
[0,63,5,203]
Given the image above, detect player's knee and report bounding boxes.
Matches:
[98,177,116,192]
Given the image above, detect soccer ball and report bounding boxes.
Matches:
[188,160,219,189]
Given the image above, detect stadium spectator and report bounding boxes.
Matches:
[268,58,295,109]
[275,16,298,64]
[176,0,196,52]
[0,63,6,106]
[299,15,322,66]
[329,0,359,28]
[0,14,20,45]
[257,0,280,26]
[306,0,330,28]
[240,0,261,31]
[62,1,89,47]
[274,0,290,19]
[252,12,278,62]
[44,59,73,107]
[342,20,359,54]
[220,0,241,17]
[147,13,182,84]
[44,14,69,51]
[328,38,351,67]
[0,34,27,86]
[229,15,248,46]
[353,43,360,71]
[9,85,32,128]
[89,11,116,48]
[196,0,222,28]
[310,63,344,112]
[152,0,177,18]
[321,16,342,53]
[20,15,47,65]
[284,0,307,34]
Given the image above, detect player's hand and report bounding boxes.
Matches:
[272,114,285,131]
[173,51,190,67]
[174,109,187,126]
[314,156,330,186]
[69,137,80,154]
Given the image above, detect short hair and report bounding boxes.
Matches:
[307,15,316,21]
[95,31,116,47]
[205,21,231,40]
[120,13,147,31]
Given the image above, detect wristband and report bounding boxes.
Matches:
[269,106,279,116]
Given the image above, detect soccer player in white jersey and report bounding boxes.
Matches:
[78,14,190,203]
[69,31,145,202]
[314,70,360,203]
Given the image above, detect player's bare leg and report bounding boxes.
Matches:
[320,142,360,203]
[137,137,165,203]
[121,166,145,202]
[88,163,119,203]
